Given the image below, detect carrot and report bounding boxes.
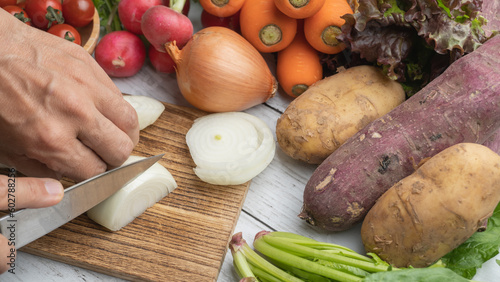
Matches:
[277,21,323,98]
[304,0,353,54]
[239,0,297,53]
[199,0,245,17]
[274,0,326,19]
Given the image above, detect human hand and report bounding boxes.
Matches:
[0,173,64,274]
[0,9,140,181]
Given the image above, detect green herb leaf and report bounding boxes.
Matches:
[92,0,122,35]
[441,203,500,279]
[362,267,471,282]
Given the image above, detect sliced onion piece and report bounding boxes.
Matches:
[186,112,276,185]
[123,95,165,130]
[87,155,177,231]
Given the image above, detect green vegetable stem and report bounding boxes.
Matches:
[229,232,303,282]
[92,0,122,34]
[230,231,396,282]
[92,0,191,35]
[169,0,187,14]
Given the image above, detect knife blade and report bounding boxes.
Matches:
[0,154,164,249]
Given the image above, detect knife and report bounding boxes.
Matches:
[0,154,164,249]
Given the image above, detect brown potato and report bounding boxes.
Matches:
[276,65,405,164]
[361,143,500,268]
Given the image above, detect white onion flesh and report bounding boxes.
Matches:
[186,112,276,185]
[123,95,165,130]
[87,155,177,231]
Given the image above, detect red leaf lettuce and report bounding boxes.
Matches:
[338,0,497,96]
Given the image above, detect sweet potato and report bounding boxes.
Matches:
[276,65,405,164]
[483,128,500,154]
[299,35,500,232]
[361,143,500,268]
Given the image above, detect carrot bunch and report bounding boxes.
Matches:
[199,0,354,98]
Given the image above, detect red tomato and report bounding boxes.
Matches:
[47,23,82,45]
[25,0,64,29]
[0,0,16,8]
[62,0,95,28]
[3,5,32,26]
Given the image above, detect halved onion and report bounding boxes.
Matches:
[123,95,165,130]
[186,112,276,185]
[87,155,177,231]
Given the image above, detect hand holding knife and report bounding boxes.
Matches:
[0,154,163,273]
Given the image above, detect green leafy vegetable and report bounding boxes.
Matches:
[441,202,500,279]
[362,267,471,282]
[230,231,396,282]
[92,0,122,34]
[338,0,496,96]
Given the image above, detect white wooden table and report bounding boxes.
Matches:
[1,4,499,282]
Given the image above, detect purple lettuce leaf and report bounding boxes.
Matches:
[338,0,493,89]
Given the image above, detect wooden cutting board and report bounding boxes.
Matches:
[18,102,251,281]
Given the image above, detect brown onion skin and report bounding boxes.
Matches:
[166,26,277,112]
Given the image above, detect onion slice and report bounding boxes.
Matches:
[87,155,177,231]
[123,95,165,130]
[186,112,276,185]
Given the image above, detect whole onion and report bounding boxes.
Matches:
[166,27,277,112]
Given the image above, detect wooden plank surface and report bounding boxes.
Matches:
[17,102,251,281]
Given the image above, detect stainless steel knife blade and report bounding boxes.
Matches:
[0,154,164,249]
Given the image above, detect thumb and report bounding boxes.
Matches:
[0,175,64,210]
[0,235,12,274]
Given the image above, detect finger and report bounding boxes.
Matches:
[0,235,12,274]
[0,175,64,210]
[15,120,108,182]
[2,155,60,180]
[93,91,140,147]
[77,109,136,168]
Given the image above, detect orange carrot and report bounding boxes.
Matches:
[199,0,245,17]
[239,0,297,53]
[304,0,353,54]
[277,21,323,98]
[274,0,326,19]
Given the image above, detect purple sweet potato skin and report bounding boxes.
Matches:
[300,35,500,232]
[483,129,500,154]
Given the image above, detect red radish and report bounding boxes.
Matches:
[164,0,190,16]
[94,31,146,77]
[148,45,176,73]
[201,9,240,33]
[141,5,193,52]
[118,0,162,35]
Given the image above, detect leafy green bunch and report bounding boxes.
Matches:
[338,0,496,95]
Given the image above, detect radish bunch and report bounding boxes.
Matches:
[94,0,193,77]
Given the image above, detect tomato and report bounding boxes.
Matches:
[3,5,32,26]
[25,0,64,29]
[0,0,16,8]
[62,0,95,28]
[47,24,82,45]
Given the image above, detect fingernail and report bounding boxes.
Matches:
[45,180,63,196]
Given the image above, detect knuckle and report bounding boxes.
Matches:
[121,101,140,132]
[14,178,42,208]
[112,138,134,167]
[65,158,106,182]
[32,124,66,154]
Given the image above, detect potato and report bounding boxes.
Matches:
[300,36,500,232]
[361,143,500,268]
[276,65,405,164]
